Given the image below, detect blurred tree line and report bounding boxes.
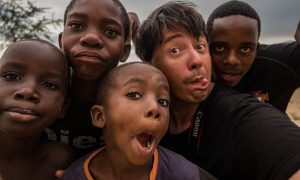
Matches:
[0,0,62,49]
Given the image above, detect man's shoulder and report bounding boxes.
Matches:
[209,84,255,104]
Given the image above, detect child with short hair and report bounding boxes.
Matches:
[62,62,216,180]
[0,39,74,180]
[206,1,300,112]
[48,0,132,158]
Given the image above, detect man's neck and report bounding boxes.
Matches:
[168,83,215,134]
[169,100,199,134]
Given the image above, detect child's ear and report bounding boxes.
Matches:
[58,32,63,49]
[119,43,131,63]
[58,98,70,119]
[256,42,261,55]
[90,105,106,128]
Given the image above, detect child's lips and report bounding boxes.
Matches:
[5,108,39,122]
[220,72,241,82]
[74,51,105,63]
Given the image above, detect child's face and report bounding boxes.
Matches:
[0,43,67,138]
[209,15,259,87]
[92,63,169,166]
[151,27,212,104]
[60,0,128,81]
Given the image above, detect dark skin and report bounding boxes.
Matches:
[55,0,131,178]
[209,15,259,87]
[0,41,74,180]
[59,0,130,103]
[128,12,141,46]
[90,63,170,180]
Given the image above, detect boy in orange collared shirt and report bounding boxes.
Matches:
[62,62,216,180]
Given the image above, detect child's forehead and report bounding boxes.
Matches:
[68,0,122,16]
[3,42,59,59]
[1,42,66,71]
[112,64,166,84]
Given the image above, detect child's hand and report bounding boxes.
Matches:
[54,170,65,180]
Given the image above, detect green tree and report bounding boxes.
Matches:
[0,0,62,49]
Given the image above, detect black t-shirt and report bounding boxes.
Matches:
[235,42,300,112]
[160,84,300,180]
[47,93,104,158]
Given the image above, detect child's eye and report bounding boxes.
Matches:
[213,45,225,52]
[240,47,251,53]
[2,72,21,81]
[158,98,169,107]
[104,28,118,38]
[42,81,58,90]
[126,91,142,100]
[69,22,83,31]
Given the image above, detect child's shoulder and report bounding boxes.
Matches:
[156,146,216,180]
[156,146,199,178]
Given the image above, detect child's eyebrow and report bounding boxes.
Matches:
[67,12,88,20]
[158,83,169,94]
[123,77,147,86]
[67,12,122,27]
[1,60,64,79]
[240,42,257,47]
[101,18,122,29]
[0,61,25,70]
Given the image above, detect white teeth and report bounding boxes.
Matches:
[143,138,151,150]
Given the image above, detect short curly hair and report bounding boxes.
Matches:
[207,1,261,41]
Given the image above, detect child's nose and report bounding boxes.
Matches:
[224,50,240,66]
[145,99,160,120]
[14,85,40,103]
[80,29,103,48]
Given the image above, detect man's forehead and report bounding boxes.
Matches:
[162,28,205,44]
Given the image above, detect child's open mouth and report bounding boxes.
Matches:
[137,133,153,150]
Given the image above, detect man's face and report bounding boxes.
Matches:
[151,27,212,104]
[209,15,259,87]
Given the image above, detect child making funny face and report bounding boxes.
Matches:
[63,62,214,180]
